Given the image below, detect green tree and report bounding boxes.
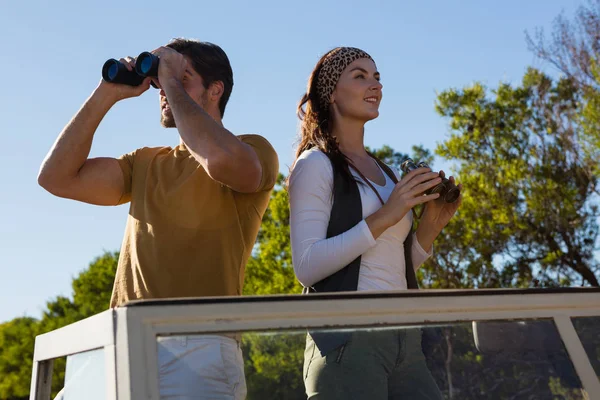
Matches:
[0,318,40,400]
[368,143,434,169]
[527,0,600,168]
[242,175,305,399]
[44,251,120,396]
[434,68,599,287]
[71,251,119,318]
[0,252,119,400]
[243,332,305,400]
[244,174,302,296]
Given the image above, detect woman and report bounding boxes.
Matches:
[288,47,461,399]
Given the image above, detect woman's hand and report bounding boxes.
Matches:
[366,167,441,239]
[416,171,463,251]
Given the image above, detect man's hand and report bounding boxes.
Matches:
[98,56,153,103]
[150,46,189,87]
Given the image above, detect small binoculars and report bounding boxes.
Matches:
[101,52,160,87]
[400,158,461,203]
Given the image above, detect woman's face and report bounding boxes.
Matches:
[330,58,382,122]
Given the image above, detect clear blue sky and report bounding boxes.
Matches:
[0,0,582,323]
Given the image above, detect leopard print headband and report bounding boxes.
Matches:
[316,47,374,112]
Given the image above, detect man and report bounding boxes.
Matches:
[38,38,279,399]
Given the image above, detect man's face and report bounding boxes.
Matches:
[159,55,209,128]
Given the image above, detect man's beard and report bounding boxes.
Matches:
[160,95,208,128]
[160,109,176,128]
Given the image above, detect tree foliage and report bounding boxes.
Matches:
[0,252,119,400]
[244,174,302,296]
[527,0,600,169]
[0,318,39,399]
[433,68,599,287]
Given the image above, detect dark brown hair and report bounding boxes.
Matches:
[166,38,233,117]
[291,48,357,186]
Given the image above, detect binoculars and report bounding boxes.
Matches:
[101,52,160,87]
[400,158,461,203]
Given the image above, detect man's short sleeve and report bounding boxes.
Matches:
[116,149,136,205]
[239,134,279,192]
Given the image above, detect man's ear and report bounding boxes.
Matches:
[209,81,224,101]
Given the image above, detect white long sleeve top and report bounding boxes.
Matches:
[288,148,432,291]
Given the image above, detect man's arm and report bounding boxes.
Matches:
[162,78,263,193]
[38,60,152,205]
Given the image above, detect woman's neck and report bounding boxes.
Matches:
[332,118,368,159]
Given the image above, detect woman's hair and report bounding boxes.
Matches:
[290,48,356,186]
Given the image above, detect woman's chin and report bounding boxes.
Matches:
[363,110,380,121]
[343,109,379,123]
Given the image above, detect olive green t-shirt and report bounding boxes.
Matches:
[109,134,279,308]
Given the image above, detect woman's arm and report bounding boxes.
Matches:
[389,167,435,270]
[289,151,377,287]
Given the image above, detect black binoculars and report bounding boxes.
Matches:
[101,52,160,87]
[400,158,461,203]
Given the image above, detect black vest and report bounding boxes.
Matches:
[306,156,419,355]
